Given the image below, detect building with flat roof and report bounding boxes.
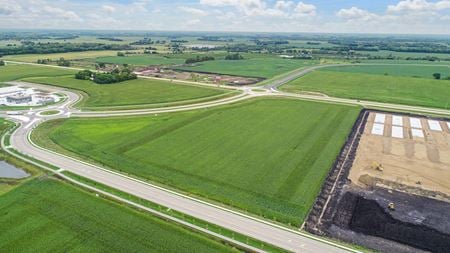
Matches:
[6,94,32,104]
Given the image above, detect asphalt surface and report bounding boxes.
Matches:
[5,63,450,253]
[4,81,352,253]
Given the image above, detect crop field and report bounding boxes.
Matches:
[325,64,450,79]
[0,64,76,82]
[3,51,123,63]
[360,59,450,65]
[34,99,361,225]
[282,71,450,109]
[174,57,318,78]
[96,55,185,66]
[0,178,237,252]
[24,76,230,109]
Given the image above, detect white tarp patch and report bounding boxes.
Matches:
[428,120,442,131]
[372,123,385,136]
[410,118,422,129]
[392,126,404,138]
[392,115,403,126]
[411,128,424,138]
[374,113,386,124]
[447,122,450,130]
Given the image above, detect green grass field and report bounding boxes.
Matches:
[0,177,237,252]
[33,99,360,225]
[282,71,450,109]
[96,55,185,66]
[0,64,76,82]
[325,64,450,79]
[4,51,122,63]
[24,76,230,109]
[174,57,317,78]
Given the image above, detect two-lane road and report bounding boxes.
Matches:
[5,82,352,253]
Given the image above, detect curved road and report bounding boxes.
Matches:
[4,63,450,253]
[3,81,353,253]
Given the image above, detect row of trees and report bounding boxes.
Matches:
[432,73,450,80]
[185,55,215,64]
[0,42,132,56]
[75,68,137,84]
[37,57,70,66]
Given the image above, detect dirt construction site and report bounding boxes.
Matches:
[305,110,450,253]
[351,112,450,201]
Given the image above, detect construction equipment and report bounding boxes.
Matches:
[372,161,384,172]
[388,202,396,211]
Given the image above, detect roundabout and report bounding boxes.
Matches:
[36,110,63,117]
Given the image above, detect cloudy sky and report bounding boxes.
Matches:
[1,0,449,34]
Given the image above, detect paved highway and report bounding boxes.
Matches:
[4,81,353,253]
[4,63,450,253]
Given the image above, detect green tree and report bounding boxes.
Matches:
[0,60,5,66]
[75,70,93,80]
[433,73,441,79]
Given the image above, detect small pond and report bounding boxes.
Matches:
[0,160,30,179]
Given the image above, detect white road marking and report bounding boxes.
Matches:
[10,115,30,122]
[24,118,39,129]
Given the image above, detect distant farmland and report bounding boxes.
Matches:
[33,98,361,225]
[282,70,450,109]
[174,57,317,78]
[324,64,450,79]
[96,55,185,66]
[0,178,237,253]
[0,64,76,82]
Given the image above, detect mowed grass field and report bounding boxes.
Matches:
[96,55,185,66]
[24,76,230,109]
[282,71,450,109]
[174,57,318,78]
[325,64,450,79]
[0,177,237,253]
[34,99,361,225]
[0,64,76,82]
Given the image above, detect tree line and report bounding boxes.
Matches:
[75,68,137,84]
[185,55,215,64]
[0,42,132,56]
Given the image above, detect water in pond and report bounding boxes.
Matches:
[0,160,30,179]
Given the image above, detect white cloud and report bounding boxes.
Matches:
[186,19,201,25]
[102,5,116,14]
[0,3,21,16]
[42,6,81,21]
[387,0,450,13]
[275,1,294,10]
[337,7,377,21]
[294,2,316,16]
[178,6,208,16]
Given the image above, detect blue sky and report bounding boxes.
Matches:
[1,0,449,34]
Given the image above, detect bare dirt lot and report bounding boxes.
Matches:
[350,112,450,201]
[134,67,262,86]
[305,110,450,253]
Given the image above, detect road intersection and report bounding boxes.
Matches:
[3,63,450,253]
